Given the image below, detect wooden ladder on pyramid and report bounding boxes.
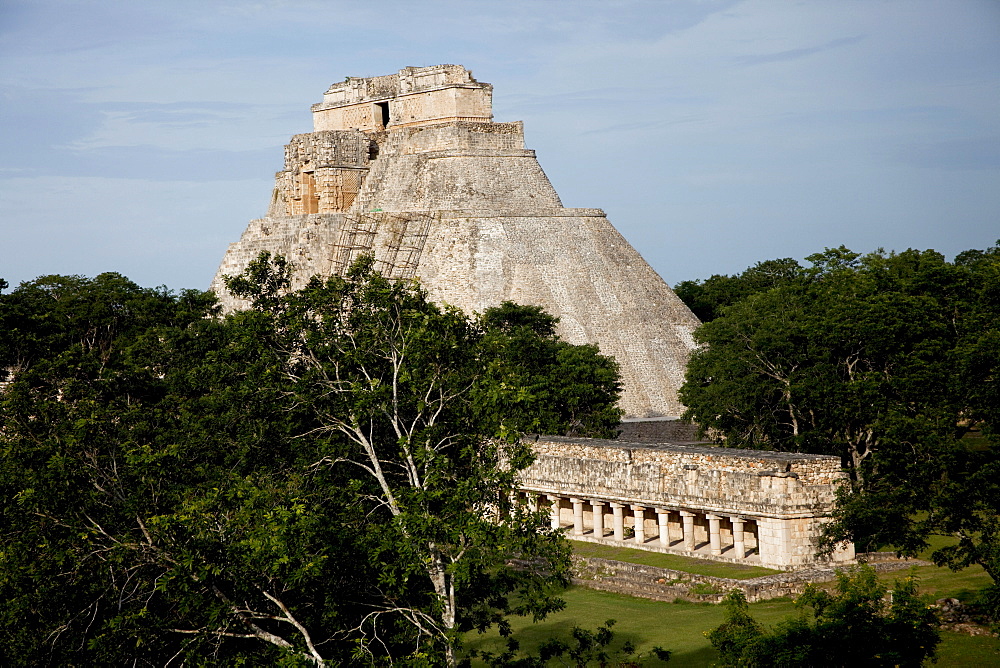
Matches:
[330,210,437,280]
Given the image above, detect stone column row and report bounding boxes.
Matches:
[540,493,752,559]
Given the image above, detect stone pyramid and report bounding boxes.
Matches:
[212,65,700,418]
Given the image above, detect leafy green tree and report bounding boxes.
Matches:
[226,254,572,665]
[673,258,802,322]
[708,566,940,667]
[475,302,623,438]
[1,256,618,665]
[0,272,369,664]
[680,243,1000,586]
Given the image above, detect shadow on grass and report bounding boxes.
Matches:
[463,618,666,663]
[571,541,780,579]
[668,644,720,667]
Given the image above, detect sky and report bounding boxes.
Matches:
[1,0,998,292]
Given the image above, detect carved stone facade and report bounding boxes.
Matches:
[521,436,855,569]
[311,64,493,132]
[212,65,700,418]
[275,131,370,215]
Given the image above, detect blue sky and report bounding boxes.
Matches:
[1,0,998,291]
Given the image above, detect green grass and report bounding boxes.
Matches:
[876,562,993,602]
[462,541,1000,666]
[874,554,999,666]
[464,586,1000,666]
[570,540,781,579]
[876,533,994,602]
[463,585,797,666]
[935,632,1000,667]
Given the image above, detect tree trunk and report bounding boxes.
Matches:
[427,549,457,667]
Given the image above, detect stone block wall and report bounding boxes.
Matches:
[388,86,492,128]
[529,437,844,489]
[342,120,561,213]
[311,65,493,132]
[210,213,349,308]
[571,556,816,603]
[355,153,563,212]
[312,103,381,133]
[315,64,479,109]
[277,168,366,215]
[410,211,698,417]
[283,131,370,170]
[398,121,525,154]
[569,555,928,604]
[274,131,371,215]
[618,418,702,443]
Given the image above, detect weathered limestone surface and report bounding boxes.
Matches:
[312,64,493,132]
[212,65,700,418]
[618,417,702,443]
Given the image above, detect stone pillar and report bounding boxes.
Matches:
[570,498,585,536]
[631,505,646,544]
[680,511,695,551]
[547,495,561,531]
[610,502,625,541]
[591,500,606,538]
[526,493,538,513]
[656,509,670,547]
[756,517,776,566]
[730,516,746,559]
[707,514,722,556]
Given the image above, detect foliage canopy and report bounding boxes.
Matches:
[708,566,940,667]
[0,256,623,665]
[678,243,1000,585]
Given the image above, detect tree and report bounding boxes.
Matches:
[708,566,940,667]
[0,274,296,664]
[475,302,622,438]
[682,248,958,472]
[673,258,802,322]
[1,257,619,664]
[227,254,572,665]
[679,243,1000,586]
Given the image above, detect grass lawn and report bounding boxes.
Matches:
[875,533,995,602]
[463,541,1000,666]
[876,561,993,602]
[464,586,1000,666]
[570,540,780,579]
[463,585,794,666]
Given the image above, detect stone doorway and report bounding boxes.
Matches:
[374,101,390,129]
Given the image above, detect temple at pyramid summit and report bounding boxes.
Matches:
[212,65,701,419]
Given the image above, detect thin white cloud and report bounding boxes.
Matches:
[65,104,300,152]
[0,0,997,290]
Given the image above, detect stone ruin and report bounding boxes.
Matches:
[212,65,853,567]
[522,436,855,570]
[212,64,700,419]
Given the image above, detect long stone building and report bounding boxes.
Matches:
[212,64,700,419]
[523,436,855,570]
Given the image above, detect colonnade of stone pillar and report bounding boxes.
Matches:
[541,493,756,559]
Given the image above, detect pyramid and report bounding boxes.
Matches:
[212,65,700,418]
